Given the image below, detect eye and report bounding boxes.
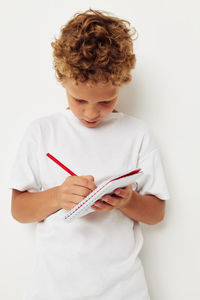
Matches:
[101,101,111,105]
[75,99,85,103]
[74,98,114,104]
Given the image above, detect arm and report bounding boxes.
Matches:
[11,187,60,223]
[119,189,166,225]
[11,175,97,224]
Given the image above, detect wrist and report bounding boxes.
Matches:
[52,186,62,210]
[119,189,139,215]
[122,189,138,209]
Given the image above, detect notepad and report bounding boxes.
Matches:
[46,153,143,222]
[64,168,143,221]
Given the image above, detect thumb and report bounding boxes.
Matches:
[85,175,94,181]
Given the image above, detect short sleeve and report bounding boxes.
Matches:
[135,126,170,200]
[8,120,42,193]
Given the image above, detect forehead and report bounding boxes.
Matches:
[65,79,120,101]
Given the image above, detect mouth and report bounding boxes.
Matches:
[84,119,99,124]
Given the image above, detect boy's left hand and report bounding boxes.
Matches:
[91,184,133,211]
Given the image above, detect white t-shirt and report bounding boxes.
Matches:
[8,109,170,300]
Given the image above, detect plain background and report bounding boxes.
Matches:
[1,0,200,299]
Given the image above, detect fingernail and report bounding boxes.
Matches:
[104,197,109,201]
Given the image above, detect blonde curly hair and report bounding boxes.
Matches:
[51,8,138,87]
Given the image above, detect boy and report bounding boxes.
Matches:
[9,8,169,300]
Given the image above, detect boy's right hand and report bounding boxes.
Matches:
[56,175,97,211]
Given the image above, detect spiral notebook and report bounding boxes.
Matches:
[46,153,143,222]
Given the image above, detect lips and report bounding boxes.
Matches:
[84,120,98,123]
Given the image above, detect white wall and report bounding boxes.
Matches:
[1,0,200,299]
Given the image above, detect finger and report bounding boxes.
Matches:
[114,184,131,197]
[113,188,124,197]
[72,176,97,192]
[93,200,113,210]
[70,185,95,198]
[102,195,118,205]
[69,194,85,205]
[102,194,127,208]
[62,196,84,210]
[91,205,102,210]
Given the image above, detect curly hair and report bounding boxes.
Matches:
[51,8,138,87]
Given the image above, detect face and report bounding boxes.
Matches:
[62,79,121,128]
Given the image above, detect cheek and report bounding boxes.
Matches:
[104,104,116,114]
[69,99,82,112]
[68,101,83,117]
[103,100,117,111]
[100,107,112,117]
[73,106,83,117]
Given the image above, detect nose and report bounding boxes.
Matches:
[85,106,100,121]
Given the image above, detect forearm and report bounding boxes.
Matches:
[11,186,61,223]
[120,190,165,225]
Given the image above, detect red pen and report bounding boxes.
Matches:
[46,153,77,176]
